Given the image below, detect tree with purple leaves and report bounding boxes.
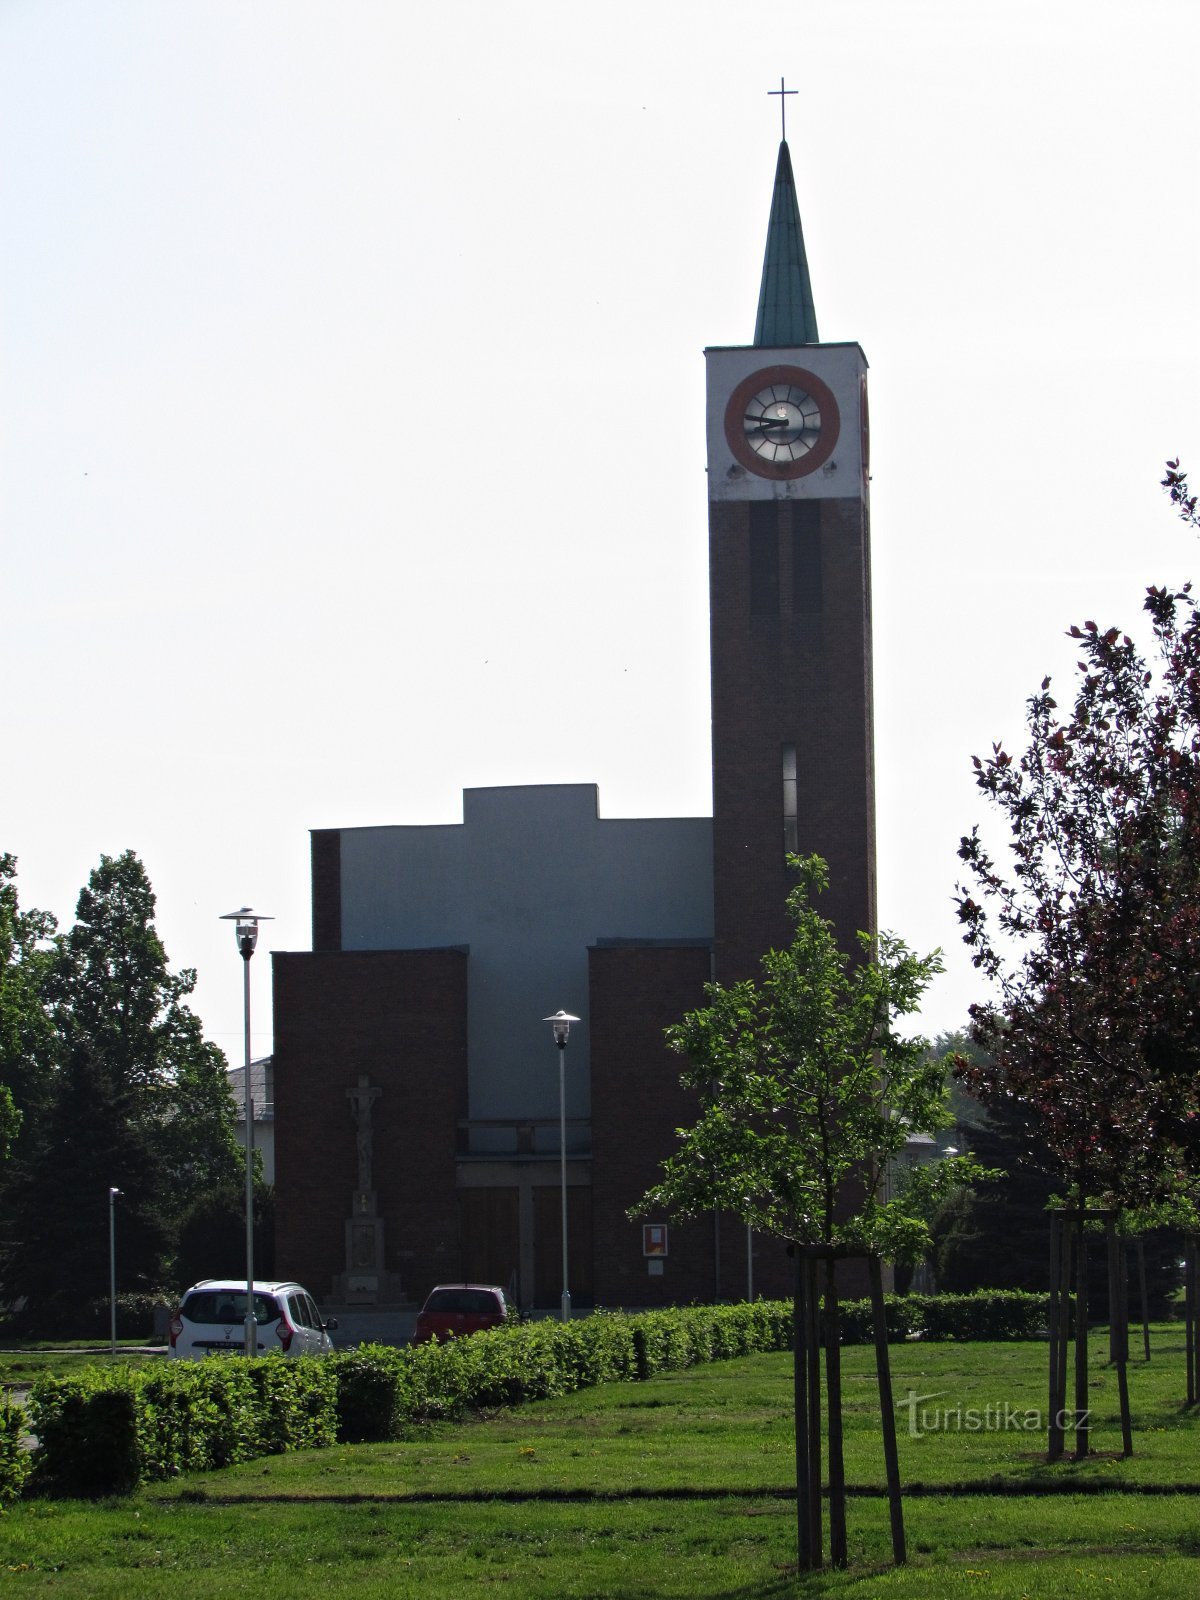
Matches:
[954,465,1200,1219]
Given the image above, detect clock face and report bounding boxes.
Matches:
[743,383,821,463]
[723,364,840,481]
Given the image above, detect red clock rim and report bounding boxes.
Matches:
[723,364,841,480]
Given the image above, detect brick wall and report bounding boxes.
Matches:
[589,942,856,1306]
[310,830,342,953]
[271,948,467,1302]
[588,944,795,1304]
[710,495,876,983]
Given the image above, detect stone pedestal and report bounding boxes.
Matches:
[332,1191,405,1304]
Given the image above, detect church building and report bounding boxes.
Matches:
[271,129,875,1311]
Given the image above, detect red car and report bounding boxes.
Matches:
[412,1283,515,1344]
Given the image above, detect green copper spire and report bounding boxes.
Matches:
[753,140,819,347]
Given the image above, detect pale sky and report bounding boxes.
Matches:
[4,1,1198,1062]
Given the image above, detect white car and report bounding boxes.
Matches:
[167,1279,337,1358]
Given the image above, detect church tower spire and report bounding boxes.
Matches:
[706,123,874,983]
[753,140,819,347]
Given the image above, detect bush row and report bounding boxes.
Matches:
[26,1355,337,1497]
[837,1289,1048,1344]
[15,1290,1046,1498]
[23,1301,792,1495]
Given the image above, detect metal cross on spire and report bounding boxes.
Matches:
[768,76,798,141]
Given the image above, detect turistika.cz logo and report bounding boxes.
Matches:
[898,1390,1089,1438]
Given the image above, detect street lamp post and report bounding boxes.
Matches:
[108,1186,121,1356]
[221,907,273,1357]
[542,1011,580,1323]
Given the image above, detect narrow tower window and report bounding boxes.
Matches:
[782,743,798,855]
[749,502,779,615]
[791,502,822,613]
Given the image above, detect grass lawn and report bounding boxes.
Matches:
[0,1344,165,1386]
[1,1328,1197,1596]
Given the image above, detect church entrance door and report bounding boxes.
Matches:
[458,1187,520,1300]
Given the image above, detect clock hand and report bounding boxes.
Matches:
[744,415,793,430]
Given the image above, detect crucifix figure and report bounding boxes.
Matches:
[346,1075,381,1193]
[768,76,798,141]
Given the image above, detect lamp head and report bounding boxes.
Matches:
[220,906,274,959]
[542,1010,581,1049]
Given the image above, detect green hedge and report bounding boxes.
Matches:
[27,1357,338,1498]
[837,1289,1048,1344]
[916,1291,1048,1341]
[0,1399,30,1502]
[24,1291,1045,1497]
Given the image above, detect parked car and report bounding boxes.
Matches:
[412,1283,515,1344]
[167,1279,338,1359]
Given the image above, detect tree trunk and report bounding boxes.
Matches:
[1186,1238,1197,1408]
[805,1256,822,1566]
[1047,1210,1064,1461]
[1106,1219,1132,1456]
[792,1249,813,1571]
[823,1257,847,1567]
[1136,1236,1151,1363]
[868,1255,906,1565]
[1074,1217,1089,1460]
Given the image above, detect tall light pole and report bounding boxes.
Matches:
[542,1011,580,1323]
[221,907,273,1357]
[108,1186,121,1356]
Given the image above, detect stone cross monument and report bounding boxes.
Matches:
[331,1074,404,1306]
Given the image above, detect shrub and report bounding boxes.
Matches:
[0,1399,30,1502]
[28,1354,338,1496]
[917,1290,1047,1342]
[28,1371,143,1496]
[829,1289,1047,1344]
[334,1343,411,1443]
[136,1361,260,1477]
[247,1356,337,1454]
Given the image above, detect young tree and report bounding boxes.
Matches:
[955,570,1200,1210]
[641,856,980,1569]
[954,464,1200,1438]
[647,857,960,1260]
[5,853,243,1320]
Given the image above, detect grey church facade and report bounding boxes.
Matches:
[271,134,876,1311]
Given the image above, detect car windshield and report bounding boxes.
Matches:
[182,1291,281,1326]
[425,1289,499,1315]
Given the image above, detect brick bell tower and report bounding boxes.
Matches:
[707,134,876,982]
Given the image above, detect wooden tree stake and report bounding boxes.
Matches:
[868,1255,906,1565]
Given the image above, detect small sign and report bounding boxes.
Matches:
[643,1223,668,1258]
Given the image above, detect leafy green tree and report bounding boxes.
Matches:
[7,1051,174,1318]
[5,852,242,1320]
[645,857,973,1262]
[175,1180,275,1288]
[641,857,983,1569]
[0,854,58,1174]
[0,1084,17,1174]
